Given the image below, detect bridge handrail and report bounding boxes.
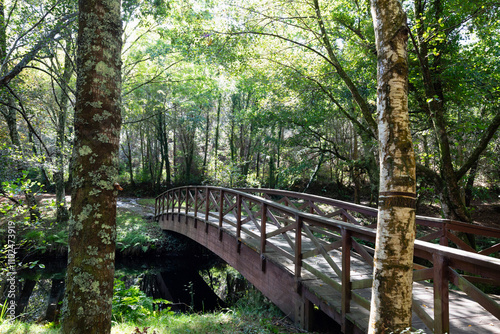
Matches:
[236,188,500,252]
[155,186,500,334]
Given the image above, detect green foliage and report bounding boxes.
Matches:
[116,211,164,254]
[112,278,169,323]
[0,299,8,321]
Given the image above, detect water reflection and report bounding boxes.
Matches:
[9,252,226,322]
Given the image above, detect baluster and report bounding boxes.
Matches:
[185,187,189,224]
[155,196,158,219]
[169,191,173,220]
[205,187,210,233]
[178,188,182,222]
[194,186,198,228]
[433,253,450,334]
[162,193,165,219]
[295,215,303,284]
[161,193,164,215]
[260,203,267,272]
[237,194,242,253]
[219,189,224,240]
[440,220,449,246]
[341,228,352,332]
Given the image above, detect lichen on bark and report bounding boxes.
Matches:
[368,0,417,333]
[61,0,122,333]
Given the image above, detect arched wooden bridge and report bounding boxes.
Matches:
[154,186,500,334]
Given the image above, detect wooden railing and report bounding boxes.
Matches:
[237,188,500,256]
[155,186,500,334]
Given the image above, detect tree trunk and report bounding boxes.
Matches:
[368,1,417,333]
[202,109,210,176]
[61,0,122,333]
[55,38,73,225]
[0,2,21,148]
[124,130,135,186]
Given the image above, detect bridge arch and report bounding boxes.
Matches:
[155,186,500,333]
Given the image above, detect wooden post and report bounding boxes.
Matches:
[433,253,450,334]
[219,189,224,240]
[295,215,303,283]
[155,196,158,219]
[194,187,198,228]
[260,203,267,271]
[166,192,170,220]
[294,295,314,331]
[342,228,352,333]
[440,220,449,246]
[178,188,182,222]
[236,194,242,253]
[205,187,210,233]
[185,187,189,224]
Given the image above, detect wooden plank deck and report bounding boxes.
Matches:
[160,210,500,333]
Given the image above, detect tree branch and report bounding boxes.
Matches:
[0,13,77,86]
[456,109,500,180]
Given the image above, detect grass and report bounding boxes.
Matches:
[0,290,306,334]
[137,198,157,207]
[115,210,165,254]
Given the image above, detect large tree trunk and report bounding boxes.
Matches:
[61,0,122,333]
[368,1,417,333]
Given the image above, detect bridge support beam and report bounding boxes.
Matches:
[294,295,314,331]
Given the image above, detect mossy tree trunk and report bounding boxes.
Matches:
[368,0,417,333]
[61,0,122,333]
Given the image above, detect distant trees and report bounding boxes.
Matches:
[0,0,499,223]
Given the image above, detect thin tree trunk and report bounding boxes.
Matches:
[202,109,210,176]
[55,39,72,225]
[124,130,135,186]
[214,94,221,177]
[368,1,417,332]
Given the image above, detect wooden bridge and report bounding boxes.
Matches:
[154,186,500,334]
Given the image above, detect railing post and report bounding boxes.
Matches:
[219,189,224,240]
[185,187,189,223]
[260,203,267,271]
[168,191,172,219]
[155,196,158,219]
[341,228,353,333]
[236,193,242,253]
[194,186,198,228]
[440,220,449,246]
[205,187,210,233]
[295,215,303,283]
[178,188,182,222]
[433,253,450,334]
[161,193,165,217]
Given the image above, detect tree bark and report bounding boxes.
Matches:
[61,0,122,333]
[368,1,416,333]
